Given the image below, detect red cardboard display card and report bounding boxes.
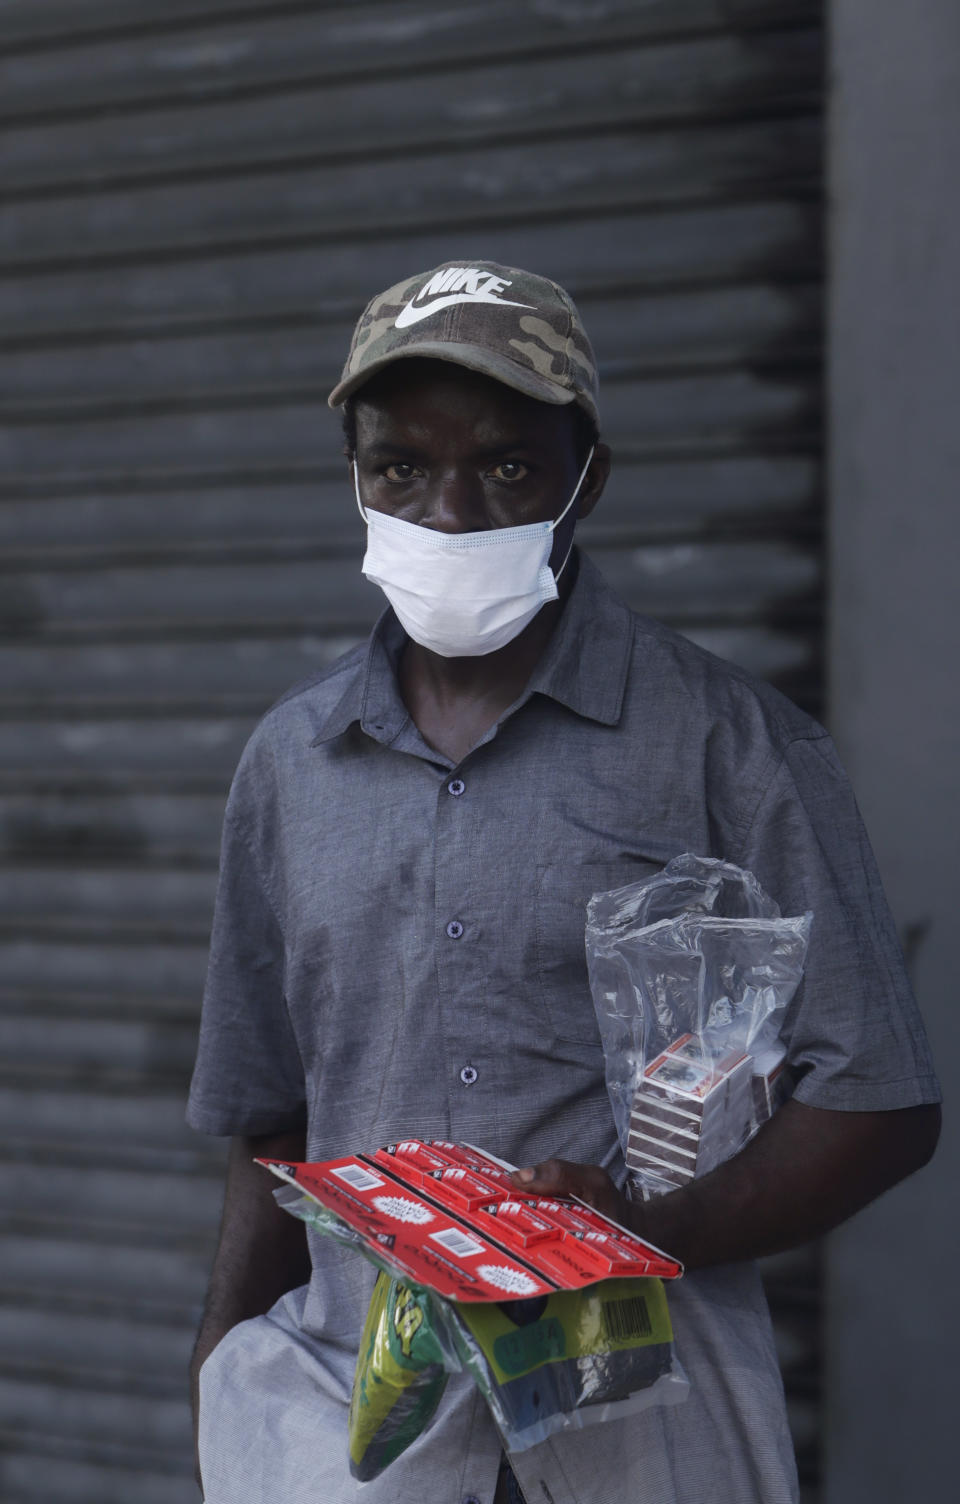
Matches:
[259,1138,682,1303]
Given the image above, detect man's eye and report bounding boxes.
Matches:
[382,463,419,483]
[488,461,528,481]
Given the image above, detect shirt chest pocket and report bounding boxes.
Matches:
[535,858,660,1045]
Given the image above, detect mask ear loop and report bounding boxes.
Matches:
[551,444,594,582]
[352,461,368,522]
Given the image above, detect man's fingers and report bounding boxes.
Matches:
[511,1157,570,1191]
[511,1158,610,1199]
[510,1159,630,1226]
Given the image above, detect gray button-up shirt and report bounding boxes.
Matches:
[188,554,939,1504]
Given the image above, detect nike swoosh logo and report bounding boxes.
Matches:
[395,291,535,327]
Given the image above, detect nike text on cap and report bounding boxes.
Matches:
[327,260,599,424]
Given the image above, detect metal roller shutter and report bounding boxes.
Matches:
[0,3,824,1499]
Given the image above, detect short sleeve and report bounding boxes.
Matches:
[734,732,941,1111]
[186,801,307,1138]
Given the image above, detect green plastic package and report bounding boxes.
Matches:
[349,1275,450,1481]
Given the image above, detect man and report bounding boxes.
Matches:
[187,261,940,1504]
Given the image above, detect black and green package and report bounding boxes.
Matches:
[453,1277,686,1452]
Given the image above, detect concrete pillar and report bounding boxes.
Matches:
[826,2,960,1499]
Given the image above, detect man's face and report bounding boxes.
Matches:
[351,359,604,551]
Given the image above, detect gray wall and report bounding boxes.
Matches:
[0,2,825,1498]
[826,2,960,1499]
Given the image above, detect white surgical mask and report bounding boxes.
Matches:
[354,447,594,658]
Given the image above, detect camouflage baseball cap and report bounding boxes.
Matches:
[328,260,599,424]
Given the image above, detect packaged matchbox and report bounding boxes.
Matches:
[626,1034,756,1190]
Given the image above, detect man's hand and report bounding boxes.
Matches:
[511,1159,628,1223]
[511,1099,941,1271]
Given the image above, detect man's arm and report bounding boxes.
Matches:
[190,1129,312,1488]
[511,1099,941,1269]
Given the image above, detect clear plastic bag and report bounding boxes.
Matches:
[585,854,812,1199]
[275,1184,687,1475]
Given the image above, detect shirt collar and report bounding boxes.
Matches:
[309,613,407,747]
[311,550,633,747]
[525,551,633,726]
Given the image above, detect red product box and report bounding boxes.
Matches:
[580,1231,651,1275]
[373,1141,461,1185]
[535,1236,616,1284]
[471,1199,563,1249]
[424,1166,513,1212]
[529,1199,600,1234]
[259,1139,683,1302]
[426,1142,502,1172]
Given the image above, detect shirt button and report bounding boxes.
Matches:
[460,1065,478,1086]
[447,778,465,797]
[446,920,464,939]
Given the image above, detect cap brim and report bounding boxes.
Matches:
[327,341,577,410]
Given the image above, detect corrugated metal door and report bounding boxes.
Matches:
[0,3,823,1499]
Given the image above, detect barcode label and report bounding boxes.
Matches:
[331,1163,383,1191]
[600,1294,653,1342]
[430,1227,484,1259]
